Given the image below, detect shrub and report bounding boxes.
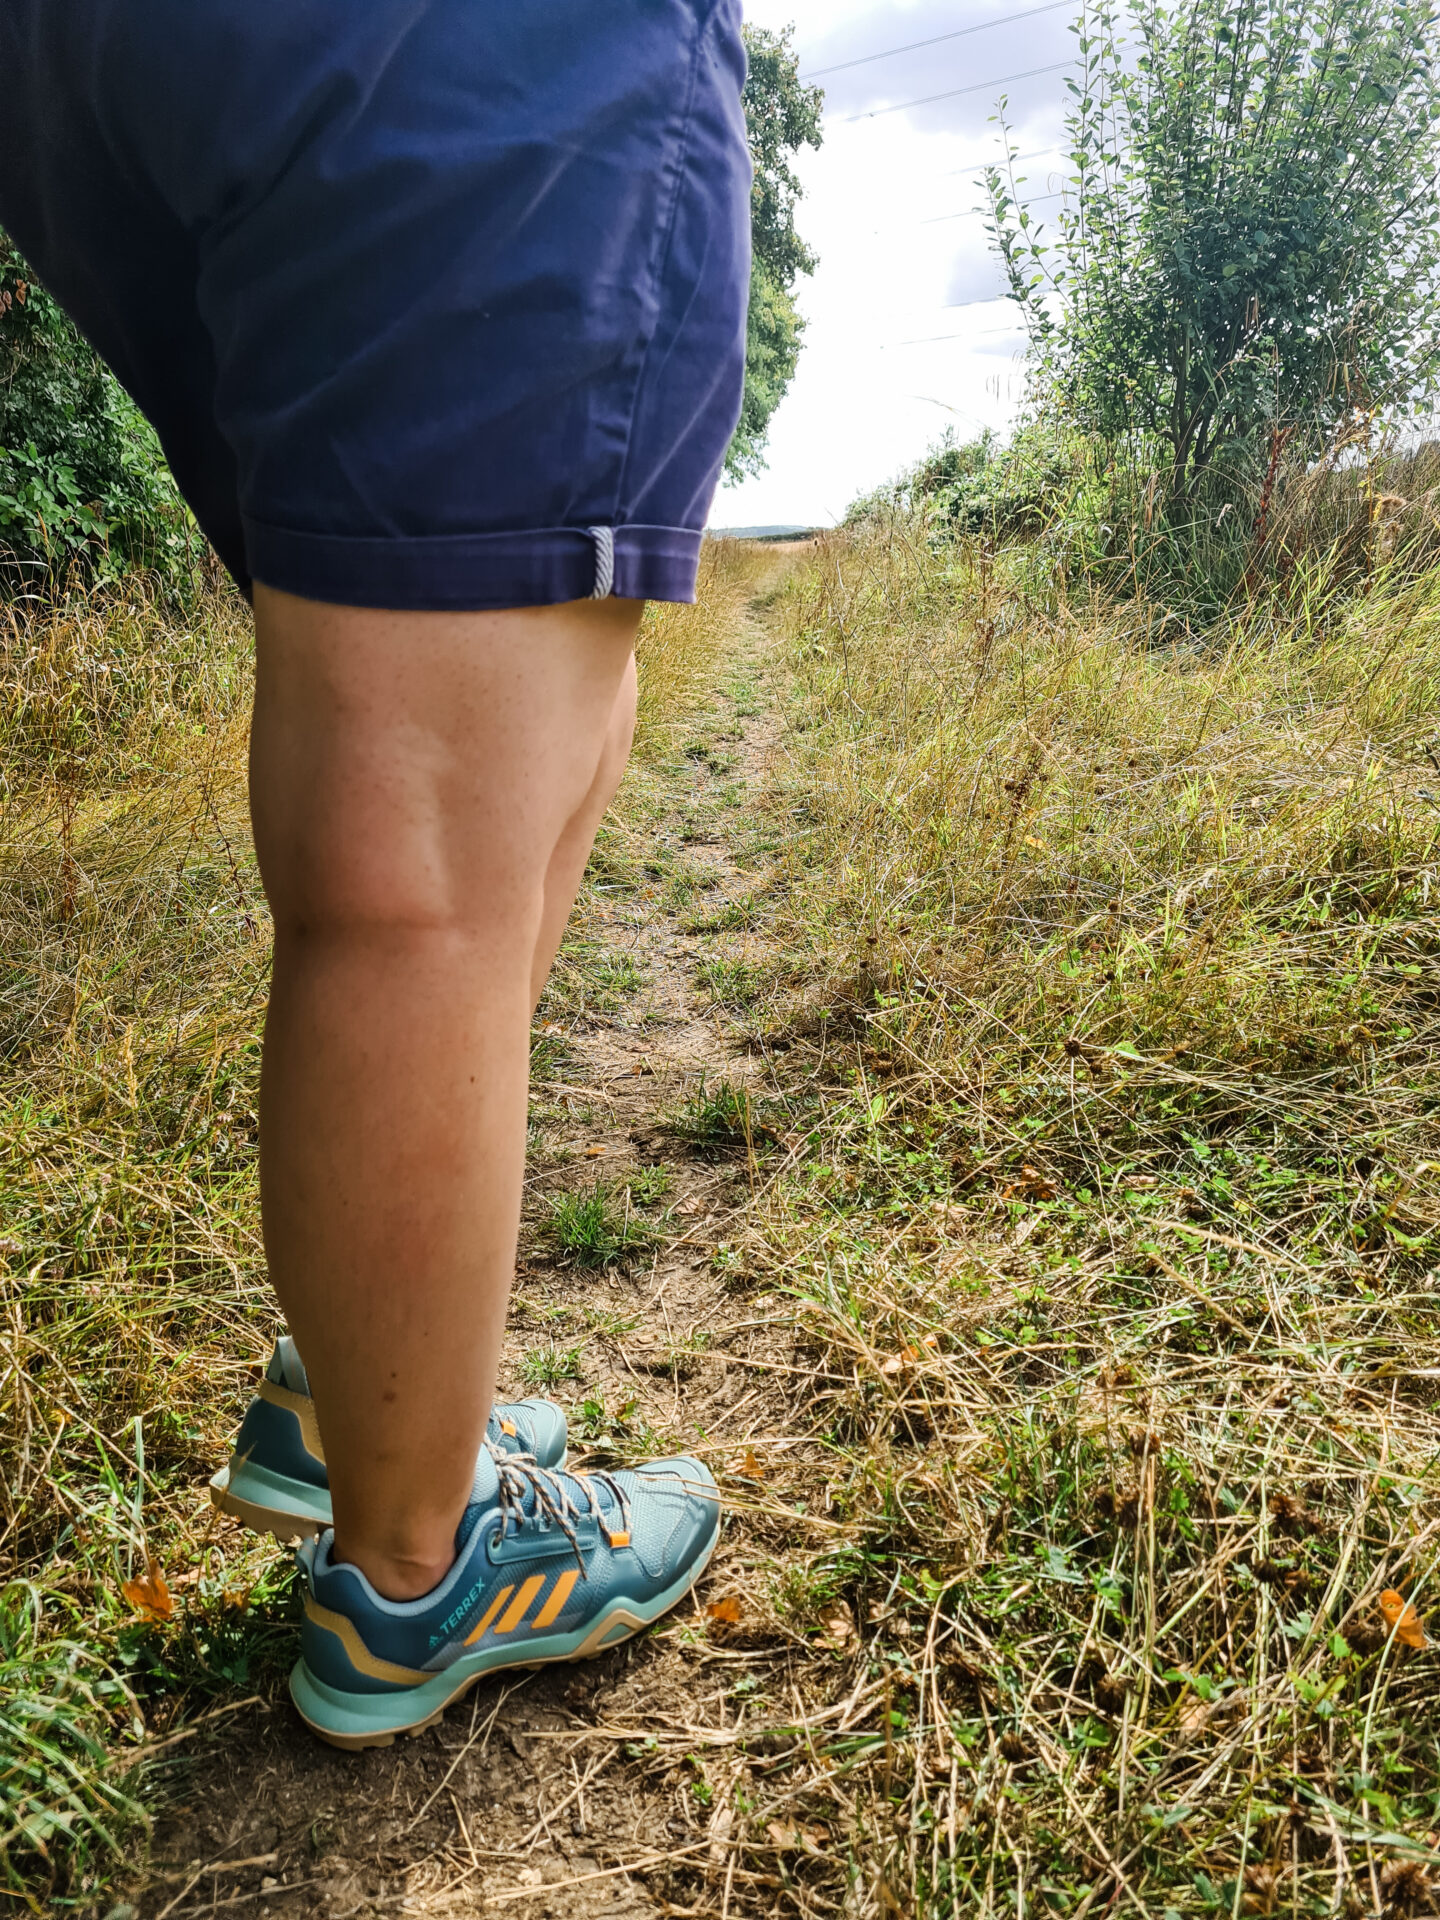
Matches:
[0,237,190,591]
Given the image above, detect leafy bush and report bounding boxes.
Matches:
[728,27,824,480]
[987,0,1440,512]
[0,237,191,591]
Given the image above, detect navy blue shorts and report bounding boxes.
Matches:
[0,1,750,608]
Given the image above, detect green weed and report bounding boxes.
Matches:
[665,1077,753,1156]
[544,1185,657,1268]
[517,1342,583,1390]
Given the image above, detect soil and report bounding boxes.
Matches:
[127,622,811,1920]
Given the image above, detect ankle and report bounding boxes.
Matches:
[333,1539,456,1602]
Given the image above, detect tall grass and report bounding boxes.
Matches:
[632,536,782,756]
[737,520,1440,1914]
[0,536,777,1902]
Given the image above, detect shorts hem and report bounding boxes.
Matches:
[241,519,703,611]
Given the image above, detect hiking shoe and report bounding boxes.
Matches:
[209,1337,569,1543]
[289,1445,721,1748]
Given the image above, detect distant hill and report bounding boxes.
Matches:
[708,524,821,543]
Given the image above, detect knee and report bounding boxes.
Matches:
[257,808,544,950]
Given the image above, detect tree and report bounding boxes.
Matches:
[728,26,824,481]
[0,233,184,585]
[986,0,1440,506]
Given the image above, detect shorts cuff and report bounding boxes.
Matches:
[241,519,704,611]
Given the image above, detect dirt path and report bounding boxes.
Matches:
[132,613,806,1920]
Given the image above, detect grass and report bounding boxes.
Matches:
[665,1075,756,1156]
[517,1341,584,1391]
[631,540,778,760]
[708,519,1440,1915]
[544,1183,658,1268]
[8,498,1440,1915]
[0,539,768,1905]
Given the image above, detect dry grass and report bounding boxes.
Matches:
[632,537,780,758]
[9,518,1440,1916]
[702,523,1440,1916]
[0,538,776,1902]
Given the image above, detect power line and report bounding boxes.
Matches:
[941,145,1057,174]
[843,60,1071,123]
[800,1,1072,81]
[882,323,1026,348]
[921,187,1063,223]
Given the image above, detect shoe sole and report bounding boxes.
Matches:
[210,1445,570,1547]
[289,1521,719,1751]
[210,1463,332,1545]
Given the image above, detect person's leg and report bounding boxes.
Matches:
[249,585,641,1601]
[529,649,638,1014]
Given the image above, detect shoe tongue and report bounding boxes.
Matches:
[470,1445,500,1507]
[454,1444,501,1551]
[454,1446,619,1551]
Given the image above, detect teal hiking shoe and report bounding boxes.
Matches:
[209,1337,569,1543]
[289,1444,721,1748]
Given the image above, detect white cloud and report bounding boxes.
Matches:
[717,1,1072,528]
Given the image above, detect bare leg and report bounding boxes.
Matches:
[530,649,637,1013]
[249,587,642,1600]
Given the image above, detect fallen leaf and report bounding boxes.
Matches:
[882,1332,938,1376]
[1379,1588,1430,1649]
[706,1595,743,1625]
[1002,1162,1058,1202]
[765,1821,828,1853]
[1179,1693,1214,1734]
[817,1601,856,1649]
[121,1556,173,1623]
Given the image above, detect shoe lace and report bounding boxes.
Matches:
[487,1444,631,1580]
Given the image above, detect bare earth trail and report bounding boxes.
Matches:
[132,602,813,1920]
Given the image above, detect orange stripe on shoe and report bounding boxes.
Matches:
[304,1599,429,1684]
[499,1418,517,1436]
[463,1585,515,1646]
[604,1528,631,1548]
[531,1569,579,1630]
[495,1574,547,1634]
[258,1378,326,1464]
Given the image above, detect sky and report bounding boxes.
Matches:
[717,0,1076,528]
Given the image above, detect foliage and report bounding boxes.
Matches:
[0,1587,144,1899]
[747,516,1440,1912]
[987,0,1440,507]
[0,237,188,589]
[846,427,1080,542]
[728,26,824,481]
